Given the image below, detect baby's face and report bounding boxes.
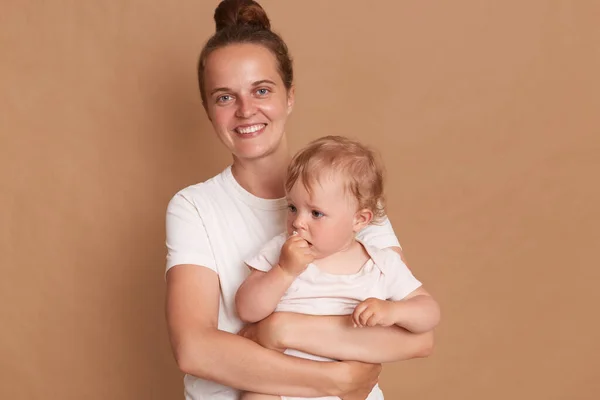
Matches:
[285,174,359,259]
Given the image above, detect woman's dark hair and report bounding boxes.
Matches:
[198,0,294,107]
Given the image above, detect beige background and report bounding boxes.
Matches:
[1,1,599,399]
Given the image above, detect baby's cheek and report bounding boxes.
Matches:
[285,220,294,235]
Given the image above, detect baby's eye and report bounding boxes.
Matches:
[288,204,297,213]
[311,210,324,218]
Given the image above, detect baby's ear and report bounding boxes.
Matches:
[353,208,374,232]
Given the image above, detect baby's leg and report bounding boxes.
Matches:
[240,392,281,400]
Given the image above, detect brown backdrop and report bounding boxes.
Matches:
[1,1,599,399]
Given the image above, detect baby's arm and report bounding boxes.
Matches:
[236,267,295,323]
[236,234,313,323]
[352,246,440,332]
[352,287,440,333]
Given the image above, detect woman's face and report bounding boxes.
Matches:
[203,43,294,161]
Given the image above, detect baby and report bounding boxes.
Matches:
[236,136,440,400]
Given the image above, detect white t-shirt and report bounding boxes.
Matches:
[165,166,402,400]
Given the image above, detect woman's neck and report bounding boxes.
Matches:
[231,139,291,199]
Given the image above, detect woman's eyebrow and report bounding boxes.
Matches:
[209,86,231,96]
[252,79,276,86]
[210,80,277,96]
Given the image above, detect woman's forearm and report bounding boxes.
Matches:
[176,327,341,397]
[167,266,369,398]
[235,267,295,323]
[272,313,434,364]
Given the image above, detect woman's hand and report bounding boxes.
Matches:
[335,360,381,400]
[238,313,287,351]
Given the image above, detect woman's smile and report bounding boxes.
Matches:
[234,123,267,137]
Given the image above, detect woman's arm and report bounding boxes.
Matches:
[166,264,380,398]
[235,267,295,323]
[242,312,434,364]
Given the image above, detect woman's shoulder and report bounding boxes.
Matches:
[166,168,233,219]
[170,167,231,203]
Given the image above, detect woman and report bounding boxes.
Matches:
[165,1,434,399]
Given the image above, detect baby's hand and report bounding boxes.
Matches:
[352,298,396,328]
[278,234,314,277]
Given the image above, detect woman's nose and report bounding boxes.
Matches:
[235,96,257,118]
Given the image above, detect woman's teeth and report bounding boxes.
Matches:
[236,124,265,134]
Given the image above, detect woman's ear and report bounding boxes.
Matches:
[287,85,295,115]
[203,100,213,122]
[353,208,374,232]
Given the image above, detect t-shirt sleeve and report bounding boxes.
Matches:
[383,250,422,301]
[356,216,402,250]
[244,233,287,272]
[165,192,216,274]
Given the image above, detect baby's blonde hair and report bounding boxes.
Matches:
[285,136,386,223]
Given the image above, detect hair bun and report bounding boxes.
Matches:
[214,0,271,32]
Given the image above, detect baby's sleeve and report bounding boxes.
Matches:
[383,250,423,301]
[244,233,287,272]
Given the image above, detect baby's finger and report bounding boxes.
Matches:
[352,304,367,327]
[358,307,374,327]
[287,235,304,243]
[294,240,310,249]
[366,313,380,327]
[302,247,314,255]
[287,238,307,249]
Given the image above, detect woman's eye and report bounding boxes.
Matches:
[311,210,324,218]
[217,95,232,103]
[288,205,297,213]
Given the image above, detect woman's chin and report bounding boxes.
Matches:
[233,139,284,161]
